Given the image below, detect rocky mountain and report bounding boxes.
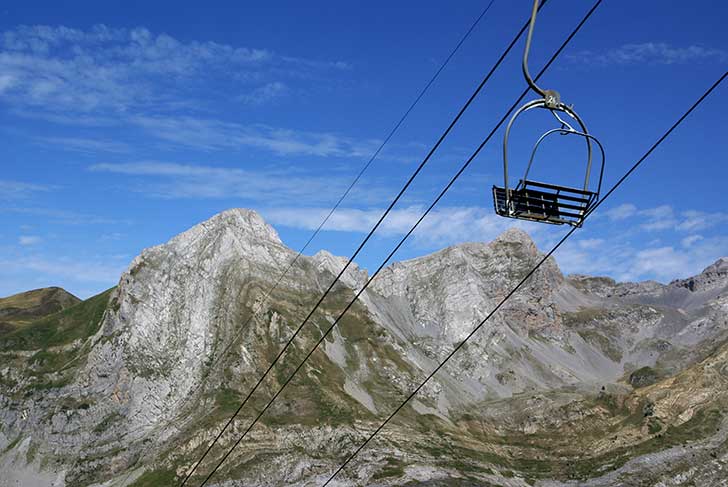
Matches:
[0,208,726,487]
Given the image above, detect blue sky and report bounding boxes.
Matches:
[1,0,727,299]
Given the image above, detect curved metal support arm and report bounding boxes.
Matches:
[522,128,605,198]
[550,110,575,132]
[559,104,594,191]
[523,0,556,102]
[502,99,545,199]
[503,99,597,208]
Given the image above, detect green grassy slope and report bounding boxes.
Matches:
[0,288,114,351]
[0,287,81,334]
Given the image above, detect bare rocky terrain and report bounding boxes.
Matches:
[1,208,726,486]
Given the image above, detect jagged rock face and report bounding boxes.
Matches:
[672,257,728,292]
[1,208,727,487]
[371,229,564,344]
[79,209,365,435]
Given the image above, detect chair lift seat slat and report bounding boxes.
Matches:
[511,192,590,211]
[520,179,596,197]
[492,182,593,227]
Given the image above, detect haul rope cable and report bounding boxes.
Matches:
[177,2,547,484]
[323,71,728,484]
[192,1,602,485]
[58,1,496,483]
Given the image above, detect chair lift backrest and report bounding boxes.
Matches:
[521,125,605,199]
[502,100,599,199]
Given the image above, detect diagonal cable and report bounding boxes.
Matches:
[193,1,602,485]
[101,2,496,484]
[323,70,728,485]
[178,2,545,484]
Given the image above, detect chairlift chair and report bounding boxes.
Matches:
[492,0,605,228]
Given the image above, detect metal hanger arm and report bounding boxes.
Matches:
[523,0,547,98]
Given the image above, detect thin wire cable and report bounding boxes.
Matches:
[179,4,543,482]
[181,2,548,484]
[193,2,600,485]
[323,70,728,485]
[93,2,495,484]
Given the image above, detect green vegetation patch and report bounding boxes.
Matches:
[29,349,81,374]
[0,288,114,351]
[629,366,659,388]
[129,467,178,487]
[215,387,243,416]
[372,457,407,480]
[24,375,74,394]
[0,287,81,334]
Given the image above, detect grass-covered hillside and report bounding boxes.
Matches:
[0,287,80,335]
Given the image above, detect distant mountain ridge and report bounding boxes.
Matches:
[0,287,80,334]
[0,208,727,487]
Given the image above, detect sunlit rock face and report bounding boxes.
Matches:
[1,208,727,487]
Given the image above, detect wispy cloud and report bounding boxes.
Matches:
[129,116,380,157]
[0,179,51,199]
[263,205,546,248]
[0,206,131,225]
[37,136,131,154]
[89,161,391,206]
[603,203,727,233]
[18,235,42,246]
[237,82,289,105]
[558,234,728,283]
[568,42,728,66]
[0,24,350,115]
[558,204,728,282]
[1,255,125,284]
[603,203,637,221]
[0,24,375,161]
[681,234,703,247]
[265,203,727,282]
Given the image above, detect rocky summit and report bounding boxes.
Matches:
[1,208,727,486]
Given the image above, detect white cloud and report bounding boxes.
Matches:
[632,205,728,233]
[129,115,379,157]
[1,255,125,284]
[603,203,637,221]
[18,235,41,245]
[676,210,728,232]
[681,234,703,247]
[557,235,728,283]
[568,42,728,66]
[238,82,288,105]
[38,136,131,154]
[89,161,391,206]
[0,24,349,115]
[576,238,604,249]
[0,24,375,161]
[265,202,727,282]
[0,206,131,225]
[263,205,546,248]
[0,179,51,199]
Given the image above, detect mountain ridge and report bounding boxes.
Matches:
[1,208,727,486]
[0,286,80,335]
